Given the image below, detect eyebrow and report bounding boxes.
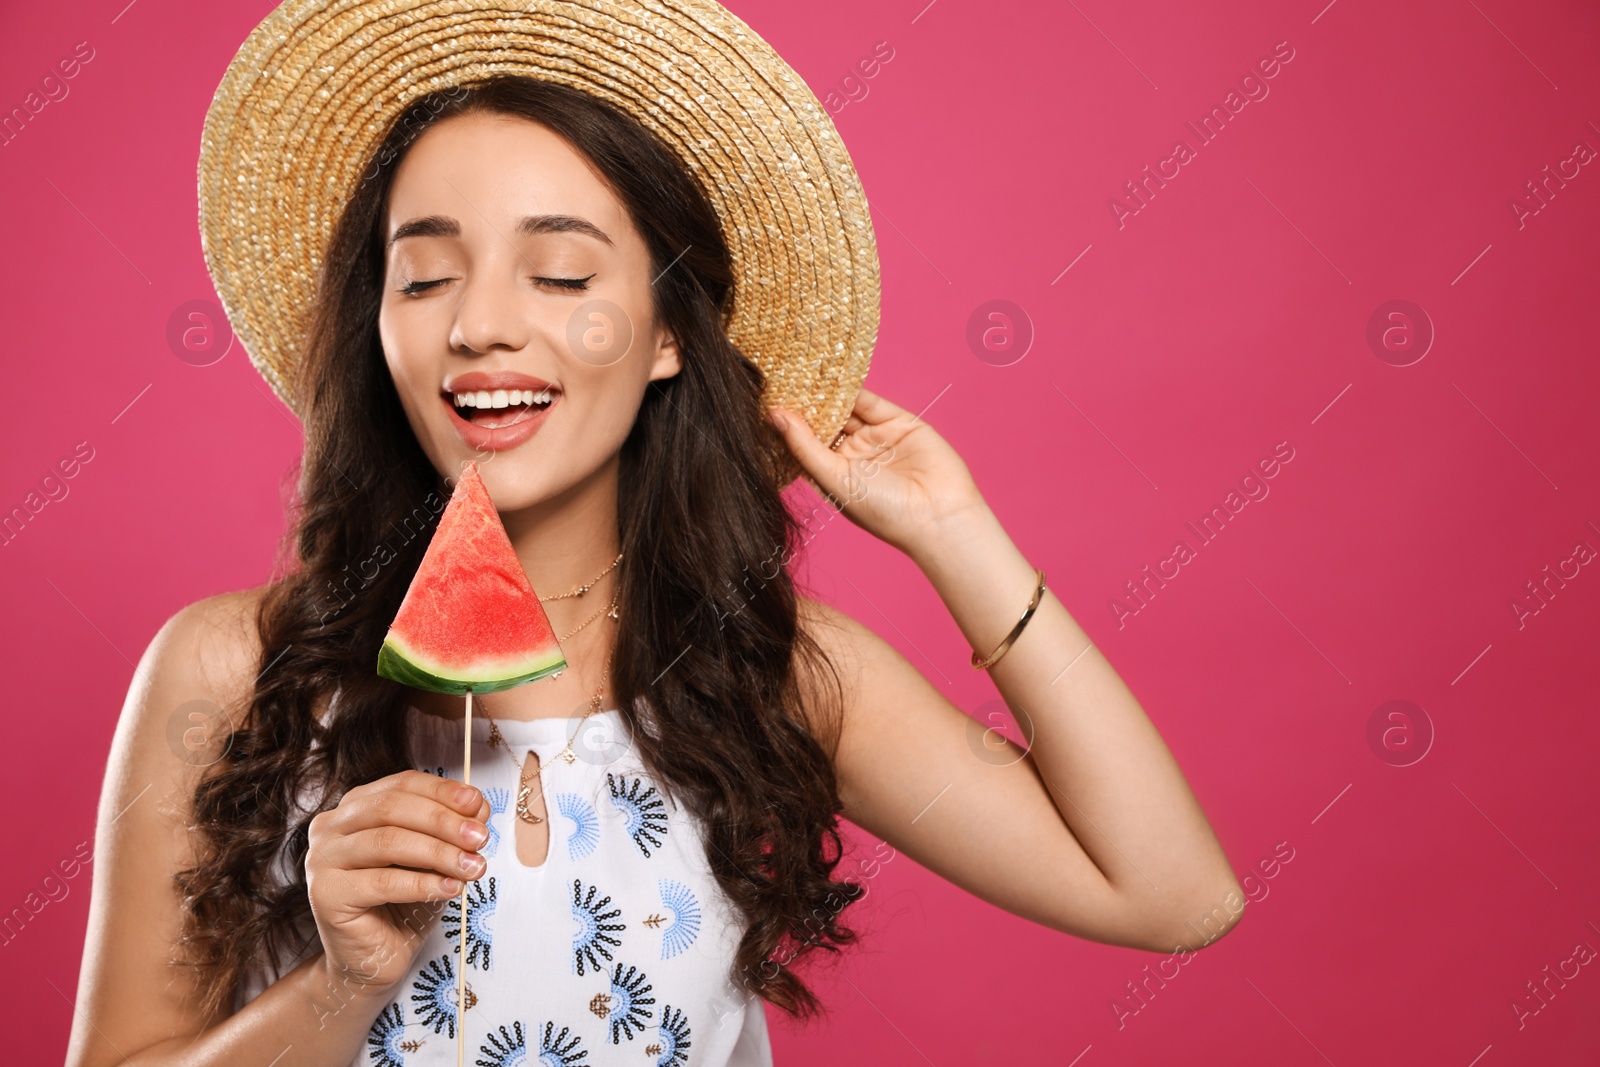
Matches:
[387,213,614,248]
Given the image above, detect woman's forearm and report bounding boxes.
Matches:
[104,954,391,1067]
[908,502,1242,946]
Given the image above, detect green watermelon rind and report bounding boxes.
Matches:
[377,638,568,695]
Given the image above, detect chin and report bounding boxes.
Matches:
[412,399,622,510]
[457,452,553,508]
[469,448,604,515]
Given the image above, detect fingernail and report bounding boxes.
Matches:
[462,820,487,847]
[457,786,477,806]
[768,408,788,430]
[459,852,485,875]
[441,878,463,894]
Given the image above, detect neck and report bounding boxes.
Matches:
[498,451,623,629]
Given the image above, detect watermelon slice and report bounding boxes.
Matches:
[376,461,567,694]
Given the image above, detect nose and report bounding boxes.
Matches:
[448,261,532,357]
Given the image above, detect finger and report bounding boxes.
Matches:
[325,784,489,851]
[837,386,916,459]
[321,865,466,910]
[850,385,913,425]
[325,825,486,884]
[768,406,851,500]
[344,769,483,818]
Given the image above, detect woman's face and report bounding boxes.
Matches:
[378,111,680,510]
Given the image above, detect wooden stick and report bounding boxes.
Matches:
[457,688,472,1067]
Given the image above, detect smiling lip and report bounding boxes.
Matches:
[443,393,554,451]
[441,369,559,452]
[443,370,557,394]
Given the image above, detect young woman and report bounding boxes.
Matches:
[67,13,1241,1067]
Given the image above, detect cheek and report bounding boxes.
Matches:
[377,306,402,377]
[378,306,433,407]
[564,380,641,442]
[548,371,649,460]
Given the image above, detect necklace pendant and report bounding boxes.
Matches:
[559,746,578,765]
[516,783,543,824]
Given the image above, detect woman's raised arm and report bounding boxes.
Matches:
[773,387,1244,952]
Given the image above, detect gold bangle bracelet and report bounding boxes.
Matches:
[971,568,1046,670]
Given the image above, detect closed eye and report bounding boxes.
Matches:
[396,273,595,296]
[535,274,595,291]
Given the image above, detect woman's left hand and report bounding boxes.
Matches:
[768,385,987,558]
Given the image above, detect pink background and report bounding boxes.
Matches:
[4,0,1599,1062]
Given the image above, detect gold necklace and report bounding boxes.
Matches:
[483,591,619,825]
[543,551,622,601]
[546,551,623,651]
[552,594,615,646]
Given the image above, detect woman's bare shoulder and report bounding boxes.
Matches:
[792,594,873,747]
[140,586,271,722]
[65,586,279,1061]
[795,594,867,661]
[156,586,270,667]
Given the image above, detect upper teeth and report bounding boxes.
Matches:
[452,388,553,409]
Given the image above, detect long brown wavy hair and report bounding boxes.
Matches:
[173,74,866,1024]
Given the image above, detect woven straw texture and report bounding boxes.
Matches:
[198,0,879,490]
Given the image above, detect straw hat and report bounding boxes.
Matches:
[198,0,879,490]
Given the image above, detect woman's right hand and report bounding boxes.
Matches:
[305,770,490,999]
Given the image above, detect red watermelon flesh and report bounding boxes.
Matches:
[377,461,567,694]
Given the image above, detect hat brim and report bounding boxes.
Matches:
[198,0,879,491]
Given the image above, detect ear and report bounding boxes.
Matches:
[647,324,682,383]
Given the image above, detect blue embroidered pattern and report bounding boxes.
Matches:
[474,1020,527,1067]
[605,772,669,857]
[410,954,458,1039]
[396,721,735,1065]
[535,1020,590,1066]
[556,791,599,861]
[481,786,510,859]
[571,878,625,976]
[444,875,497,971]
[656,879,701,959]
[366,1000,409,1066]
[605,962,656,1044]
[656,1004,692,1067]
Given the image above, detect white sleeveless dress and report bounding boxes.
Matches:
[234,698,775,1067]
